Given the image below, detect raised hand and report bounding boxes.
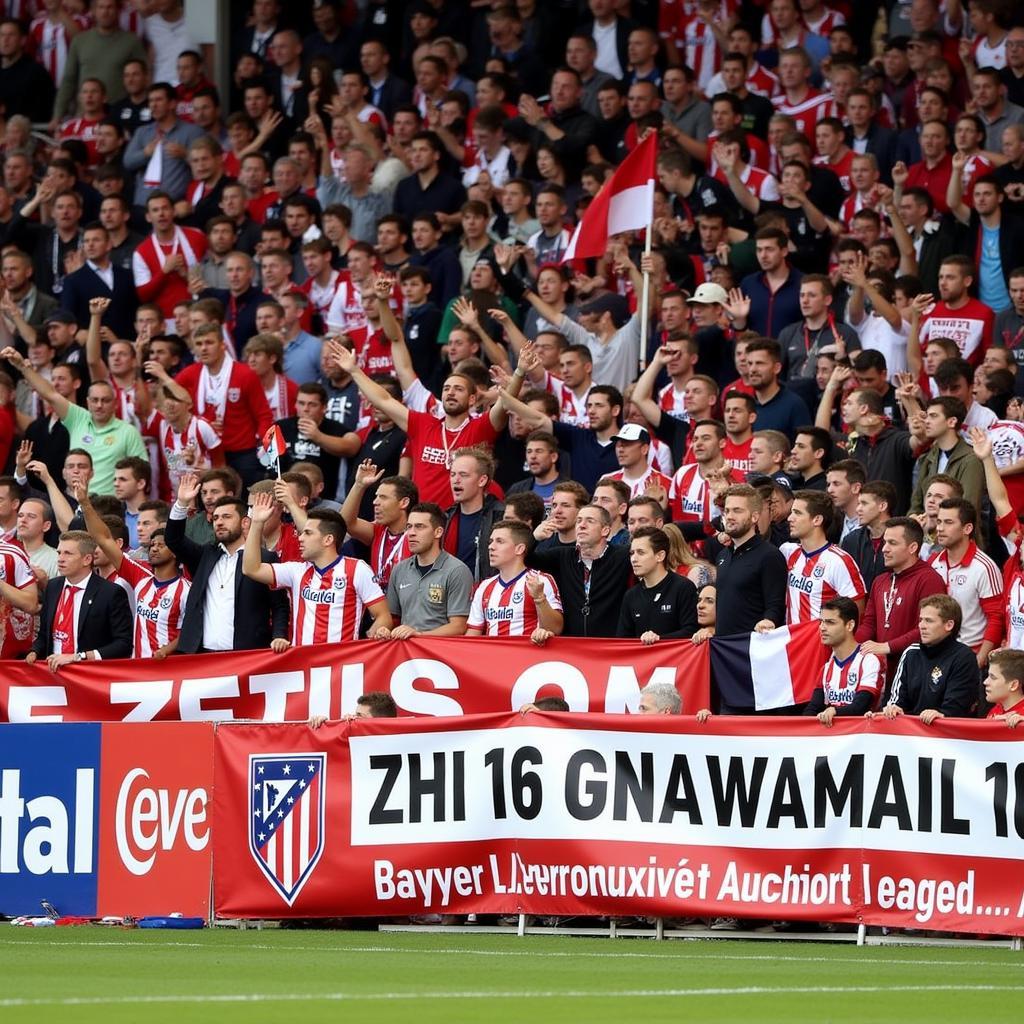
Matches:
[891,161,908,188]
[969,426,993,460]
[0,345,25,369]
[88,296,111,317]
[493,242,516,273]
[176,471,200,507]
[325,339,355,373]
[451,295,479,328]
[517,339,540,375]
[249,490,275,525]
[14,439,31,475]
[26,459,51,484]
[144,359,170,382]
[724,288,751,322]
[841,250,869,288]
[355,459,385,487]
[373,274,394,302]
[909,292,934,320]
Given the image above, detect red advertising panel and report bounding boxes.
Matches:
[0,636,711,722]
[97,723,214,918]
[213,715,1024,935]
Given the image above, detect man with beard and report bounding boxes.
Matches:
[164,471,289,653]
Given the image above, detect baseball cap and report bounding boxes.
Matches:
[579,292,630,327]
[44,310,78,327]
[687,282,729,306]
[611,423,650,444]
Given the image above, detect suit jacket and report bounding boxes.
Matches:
[370,73,412,122]
[59,263,138,339]
[576,15,634,80]
[846,123,898,183]
[33,573,133,660]
[165,513,289,653]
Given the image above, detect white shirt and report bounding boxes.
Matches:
[202,544,238,651]
[591,20,623,78]
[851,314,909,374]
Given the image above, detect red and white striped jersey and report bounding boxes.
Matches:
[324,273,368,335]
[804,7,845,36]
[544,372,590,428]
[928,541,1003,649]
[668,463,722,526]
[58,116,103,165]
[649,436,673,476]
[607,466,674,500]
[370,523,410,590]
[300,270,340,323]
[1003,566,1024,650]
[468,569,562,636]
[772,89,839,142]
[30,13,89,84]
[271,557,385,646]
[144,411,223,490]
[116,557,189,657]
[682,5,727,90]
[706,60,780,100]
[838,191,875,230]
[0,541,35,658]
[658,381,686,419]
[713,163,780,202]
[819,645,882,709]
[781,541,866,624]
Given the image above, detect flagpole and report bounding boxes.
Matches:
[638,211,653,373]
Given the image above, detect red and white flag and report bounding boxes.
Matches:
[562,130,658,262]
[262,425,287,475]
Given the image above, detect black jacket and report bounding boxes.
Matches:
[59,264,138,338]
[845,123,898,183]
[164,514,290,653]
[841,526,887,592]
[198,285,266,351]
[617,571,698,639]
[714,533,787,636]
[530,541,633,637]
[443,494,505,582]
[888,634,977,717]
[33,574,133,660]
[847,426,917,516]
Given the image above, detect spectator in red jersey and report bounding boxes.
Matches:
[57,77,106,167]
[132,191,207,329]
[984,649,1024,727]
[896,119,954,215]
[172,322,272,487]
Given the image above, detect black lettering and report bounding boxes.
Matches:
[452,750,465,822]
[613,751,654,822]
[814,754,863,827]
[766,757,807,829]
[707,755,767,827]
[368,753,403,825]
[565,749,606,820]
[408,751,445,824]
[511,746,543,820]
[987,761,1008,838]
[867,755,912,830]
[940,758,969,835]
[660,754,703,824]
[918,757,932,832]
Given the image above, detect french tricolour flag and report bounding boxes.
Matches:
[710,622,828,712]
[562,130,658,262]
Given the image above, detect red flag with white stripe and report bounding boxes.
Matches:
[562,130,658,262]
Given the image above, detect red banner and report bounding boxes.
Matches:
[96,723,214,918]
[0,637,710,722]
[213,715,1024,935]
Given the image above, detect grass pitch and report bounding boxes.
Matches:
[0,927,1022,1023]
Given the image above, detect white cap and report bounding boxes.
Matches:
[611,423,650,444]
[687,282,729,306]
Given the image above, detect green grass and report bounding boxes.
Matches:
[0,927,1022,1023]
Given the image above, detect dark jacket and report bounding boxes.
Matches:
[530,541,633,637]
[841,526,887,592]
[164,514,290,653]
[409,245,462,309]
[958,209,1024,286]
[59,263,138,338]
[198,284,266,351]
[910,436,985,514]
[848,426,917,515]
[915,221,959,296]
[617,571,698,639]
[531,104,600,178]
[369,73,413,121]
[845,123,898,183]
[888,633,978,716]
[443,493,505,582]
[740,266,803,339]
[575,15,634,80]
[33,574,133,660]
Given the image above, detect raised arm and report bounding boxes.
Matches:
[273,478,307,532]
[498,385,550,432]
[970,427,1013,520]
[26,459,74,531]
[632,347,666,428]
[1,346,68,419]
[339,460,382,546]
[816,365,851,431]
[452,296,512,374]
[947,151,971,225]
[490,342,538,431]
[242,491,278,585]
[326,339,409,431]
[906,293,932,379]
[85,297,112,382]
[77,484,124,571]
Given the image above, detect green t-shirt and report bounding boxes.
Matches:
[61,403,147,495]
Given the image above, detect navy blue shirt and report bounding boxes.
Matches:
[753,386,812,441]
[740,266,803,339]
[551,423,619,494]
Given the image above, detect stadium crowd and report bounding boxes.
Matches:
[0,0,1023,734]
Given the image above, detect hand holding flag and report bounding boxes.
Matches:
[261,425,287,478]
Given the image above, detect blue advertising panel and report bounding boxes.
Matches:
[0,724,100,917]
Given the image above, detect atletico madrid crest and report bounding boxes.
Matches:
[248,753,326,905]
